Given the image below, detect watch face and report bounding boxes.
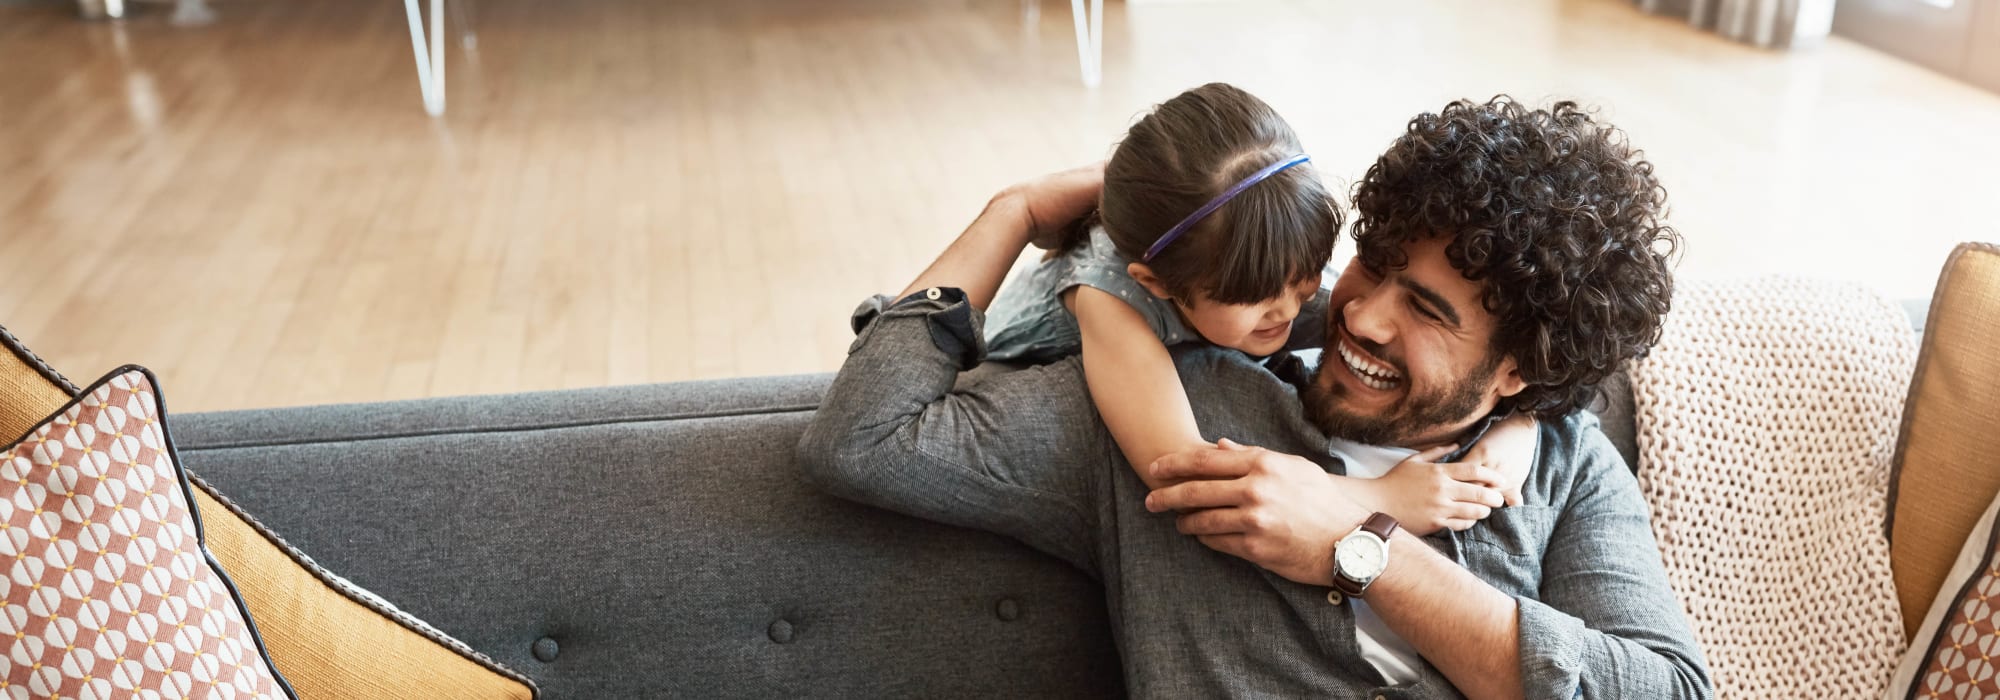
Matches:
[1337,533,1386,580]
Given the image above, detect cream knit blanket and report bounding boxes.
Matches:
[1628,277,1913,699]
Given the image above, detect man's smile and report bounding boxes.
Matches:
[1335,333,1404,393]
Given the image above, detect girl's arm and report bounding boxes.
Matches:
[1070,284,1410,505]
[1068,285,1211,491]
[1457,413,1539,506]
[1350,414,1537,536]
[897,163,1105,309]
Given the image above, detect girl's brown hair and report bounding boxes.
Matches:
[1064,83,1341,305]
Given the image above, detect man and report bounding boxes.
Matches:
[798,97,1711,699]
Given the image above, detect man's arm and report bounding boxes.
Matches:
[797,165,1113,574]
[1493,423,1713,699]
[1144,433,1711,700]
[1363,530,1524,698]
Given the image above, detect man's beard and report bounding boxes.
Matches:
[1302,341,1502,446]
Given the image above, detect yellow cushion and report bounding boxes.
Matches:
[0,327,73,441]
[0,326,536,699]
[1890,242,2000,641]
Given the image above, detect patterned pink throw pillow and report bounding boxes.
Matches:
[1888,485,2000,699]
[0,367,293,699]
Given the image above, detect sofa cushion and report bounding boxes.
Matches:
[1890,242,2000,640]
[0,324,537,700]
[1886,482,2000,698]
[2,367,293,698]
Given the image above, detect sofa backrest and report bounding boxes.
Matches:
[172,375,1123,698]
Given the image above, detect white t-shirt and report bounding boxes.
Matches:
[1325,436,1428,685]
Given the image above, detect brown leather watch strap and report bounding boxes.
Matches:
[1362,512,1400,541]
[1331,565,1368,598]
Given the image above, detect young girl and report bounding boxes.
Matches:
[984,83,1532,534]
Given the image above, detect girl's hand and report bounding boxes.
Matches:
[1001,161,1106,249]
[1459,413,1539,507]
[1364,444,1508,536]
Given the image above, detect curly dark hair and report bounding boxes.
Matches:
[1351,96,1679,418]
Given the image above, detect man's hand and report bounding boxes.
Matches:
[1144,439,1369,586]
[1358,444,1509,536]
[998,161,1105,250]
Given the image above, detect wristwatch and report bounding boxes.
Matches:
[1332,513,1399,598]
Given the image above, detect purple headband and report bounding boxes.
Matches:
[1141,153,1312,262]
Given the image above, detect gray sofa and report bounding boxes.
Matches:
[168,366,1641,698]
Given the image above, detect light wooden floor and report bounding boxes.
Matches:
[4,0,1998,412]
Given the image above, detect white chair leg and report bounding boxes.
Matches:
[1089,0,1103,82]
[1069,0,1103,87]
[76,0,126,19]
[404,0,444,116]
[431,0,445,110]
